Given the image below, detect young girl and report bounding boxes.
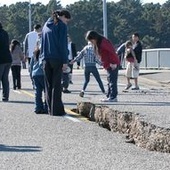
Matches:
[124,40,138,90]
[10,39,24,90]
[85,30,120,102]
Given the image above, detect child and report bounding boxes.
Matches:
[124,40,139,90]
[30,33,47,114]
[10,39,24,90]
[71,41,105,97]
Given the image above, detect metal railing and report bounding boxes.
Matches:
[141,48,170,69]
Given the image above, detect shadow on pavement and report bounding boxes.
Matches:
[0,144,42,152]
[6,101,34,104]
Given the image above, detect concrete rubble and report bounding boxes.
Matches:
[74,102,170,153]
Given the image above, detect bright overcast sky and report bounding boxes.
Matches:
[0,0,167,7]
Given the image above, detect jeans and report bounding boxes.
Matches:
[83,66,105,93]
[33,75,47,112]
[106,67,119,99]
[43,59,65,116]
[11,65,21,89]
[0,63,11,100]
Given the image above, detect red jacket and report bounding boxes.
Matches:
[99,38,120,69]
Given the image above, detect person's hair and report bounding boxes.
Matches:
[0,22,2,29]
[53,9,71,20]
[10,39,20,52]
[125,40,132,48]
[133,32,139,38]
[85,30,103,53]
[34,24,41,30]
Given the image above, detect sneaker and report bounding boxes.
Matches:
[101,97,117,102]
[79,91,84,97]
[131,86,140,90]
[124,83,132,90]
[63,89,71,93]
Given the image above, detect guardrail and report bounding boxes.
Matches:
[141,48,170,69]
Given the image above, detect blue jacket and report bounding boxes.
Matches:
[41,18,68,64]
[30,55,44,78]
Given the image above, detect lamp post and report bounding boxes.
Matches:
[29,0,32,32]
[103,0,108,38]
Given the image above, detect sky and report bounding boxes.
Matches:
[0,0,167,7]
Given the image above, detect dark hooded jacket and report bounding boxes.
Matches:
[0,26,12,64]
[41,17,68,64]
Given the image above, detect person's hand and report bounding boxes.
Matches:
[110,63,117,70]
[62,64,68,72]
[69,60,74,65]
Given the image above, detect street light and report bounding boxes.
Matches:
[29,0,32,32]
[103,0,108,38]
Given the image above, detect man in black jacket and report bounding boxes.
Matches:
[0,22,12,101]
[131,32,142,90]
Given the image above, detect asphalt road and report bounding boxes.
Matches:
[0,68,170,170]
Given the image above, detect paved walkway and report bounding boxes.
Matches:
[0,68,170,170]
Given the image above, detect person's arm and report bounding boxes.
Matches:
[58,22,68,64]
[134,42,142,63]
[101,39,120,65]
[71,48,85,64]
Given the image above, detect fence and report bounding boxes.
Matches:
[141,48,170,69]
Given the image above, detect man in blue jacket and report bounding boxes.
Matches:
[0,22,12,102]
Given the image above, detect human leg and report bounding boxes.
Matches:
[49,60,65,116]
[16,65,21,89]
[101,67,118,102]
[92,67,105,93]
[33,76,44,113]
[11,65,17,90]
[1,63,11,101]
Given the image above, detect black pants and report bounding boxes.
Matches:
[0,63,11,101]
[11,65,21,89]
[43,59,65,116]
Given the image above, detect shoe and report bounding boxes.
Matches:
[124,83,132,90]
[79,91,84,97]
[69,81,73,84]
[2,98,8,102]
[131,86,140,90]
[63,89,71,93]
[101,97,117,102]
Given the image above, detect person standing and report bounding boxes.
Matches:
[67,34,77,84]
[41,9,71,116]
[30,33,47,114]
[23,24,41,65]
[123,40,138,91]
[71,41,105,97]
[131,33,142,90]
[0,22,12,102]
[10,39,24,90]
[85,30,120,102]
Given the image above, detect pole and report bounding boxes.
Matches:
[103,0,108,38]
[29,0,32,32]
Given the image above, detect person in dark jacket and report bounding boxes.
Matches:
[0,22,12,102]
[41,9,71,116]
[131,33,142,90]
